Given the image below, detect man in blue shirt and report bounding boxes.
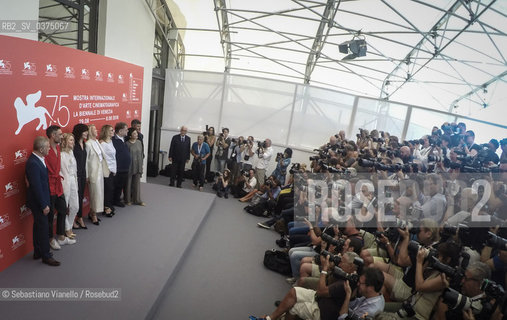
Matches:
[191,135,210,191]
[339,267,385,320]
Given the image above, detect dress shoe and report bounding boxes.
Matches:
[42,257,60,266]
[135,202,146,206]
[50,239,61,250]
[176,185,182,188]
[169,182,175,187]
[33,252,41,260]
[115,202,125,208]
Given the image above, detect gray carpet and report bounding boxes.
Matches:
[0,176,292,320]
[149,175,289,320]
[0,182,216,320]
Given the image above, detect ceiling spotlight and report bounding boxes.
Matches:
[339,36,367,60]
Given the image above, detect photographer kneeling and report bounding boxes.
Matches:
[232,168,257,199]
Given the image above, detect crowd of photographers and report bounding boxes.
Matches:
[248,122,507,320]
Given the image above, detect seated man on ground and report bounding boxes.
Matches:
[249,252,360,320]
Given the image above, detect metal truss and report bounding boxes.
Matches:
[178,0,505,114]
[214,0,232,72]
[380,0,500,108]
[39,0,98,52]
[145,0,185,69]
[304,0,341,83]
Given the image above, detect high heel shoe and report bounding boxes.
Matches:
[76,219,87,229]
[88,215,100,225]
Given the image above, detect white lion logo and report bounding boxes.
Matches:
[24,62,31,70]
[66,66,71,73]
[95,71,101,77]
[46,64,53,72]
[5,183,13,192]
[82,69,88,75]
[0,216,4,224]
[108,73,112,79]
[12,236,19,244]
[118,75,123,80]
[15,150,23,158]
[0,60,5,68]
[14,91,53,135]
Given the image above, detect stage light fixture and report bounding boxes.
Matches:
[339,37,367,60]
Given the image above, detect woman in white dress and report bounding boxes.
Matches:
[99,124,117,217]
[85,124,110,225]
[60,133,79,240]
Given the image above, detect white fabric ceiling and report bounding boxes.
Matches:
[173,0,507,124]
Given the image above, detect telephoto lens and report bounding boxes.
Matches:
[442,288,475,312]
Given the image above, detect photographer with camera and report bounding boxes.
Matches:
[372,219,440,303]
[433,261,491,320]
[271,148,292,186]
[249,252,360,320]
[214,169,231,198]
[204,126,216,182]
[338,267,385,320]
[190,135,210,192]
[254,138,274,188]
[232,168,257,199]
[411,173,447,223]
[215,128,231,173]
[241,136,256,172]
[376,241,461,320]
[244,176,281,216]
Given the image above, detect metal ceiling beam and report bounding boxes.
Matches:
[145,0,184,69]
[304,0,340,84]
[450,71,507,110]
[380,0,497,100]
[214,0,232,72]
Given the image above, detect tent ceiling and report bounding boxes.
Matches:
[172,0,506,121]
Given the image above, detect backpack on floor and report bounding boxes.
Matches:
[206,171,216,182]
[147,161,159,177]
[160,164,172,177]
[263,249,292,276]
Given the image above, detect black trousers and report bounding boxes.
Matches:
[49,195,67,237]
[76,175,86,218]
[192,161,205,187]
[104,172,115,210]
[114,171,129,204]
[206,149,213,180]
[170,160,186,186]
[32,207,51,259]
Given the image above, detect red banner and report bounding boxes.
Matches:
[0,35,143,272]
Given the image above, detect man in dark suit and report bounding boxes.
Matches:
[168,126,191,188]
[26,136,60,266]
[112,122,132,207]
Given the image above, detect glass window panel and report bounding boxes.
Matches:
[288,86,355,149]
[221,75,296,144]
[162,70,223,131]
[405,108,455,140]
[352,98,407,139]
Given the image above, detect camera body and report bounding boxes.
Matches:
[276,152,284,162]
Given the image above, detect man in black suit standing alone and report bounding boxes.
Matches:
[26,136,60,266]
[169,126,191,188]
[112,122,132,207]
